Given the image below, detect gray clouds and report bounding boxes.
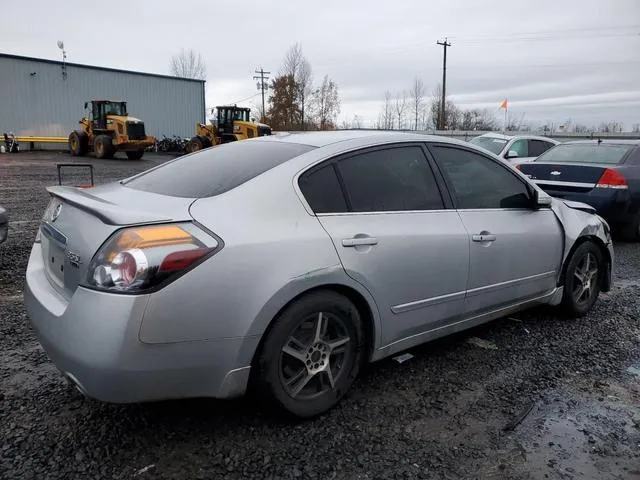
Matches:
[2,0,638,128]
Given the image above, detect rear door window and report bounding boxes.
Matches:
[336,146,445,212]
[298,164,348,213]
[124,141,316,198]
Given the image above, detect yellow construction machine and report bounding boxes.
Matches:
[68,100,156,160]
[186,105,272,153]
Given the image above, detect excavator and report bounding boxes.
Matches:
[186,105,271,153]
[68,100,155,160]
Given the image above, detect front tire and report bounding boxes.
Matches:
[560,241,603,317]
[255,291,365,419]
[94,135,114,159]
[187,136,204,153]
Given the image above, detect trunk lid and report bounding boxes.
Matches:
[40,183,195,298]
[518,162,611,193]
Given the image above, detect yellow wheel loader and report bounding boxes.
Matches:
[68,100,156,160]
[186,106,271,153]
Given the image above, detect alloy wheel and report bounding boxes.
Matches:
[572,252,598,306]
[279,312,351,400]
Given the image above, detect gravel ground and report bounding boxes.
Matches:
[1,151,639,480]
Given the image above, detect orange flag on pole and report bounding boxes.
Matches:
[499,99,508,110]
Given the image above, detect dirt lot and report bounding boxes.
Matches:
[1,151,639,480]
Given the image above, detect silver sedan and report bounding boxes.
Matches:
[24,131,613,418]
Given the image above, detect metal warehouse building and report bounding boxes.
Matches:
[0,53,205,146]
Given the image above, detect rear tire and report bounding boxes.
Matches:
[560,241,603,317]
[94,135,114,159]
[69,131,88,156]
[255,291,365,419]
[125,150,144,160]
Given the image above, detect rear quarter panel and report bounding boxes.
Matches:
[138,160,372,344]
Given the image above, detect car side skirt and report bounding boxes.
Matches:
[372,288,559,360]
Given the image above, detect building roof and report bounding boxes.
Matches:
[0,52,205,83]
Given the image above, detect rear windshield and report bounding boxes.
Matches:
[535,144,633,164]
[124,140,315,198]
[469,136,508,155]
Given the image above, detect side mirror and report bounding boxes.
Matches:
[505,150,519,159]
[534,189,552,208]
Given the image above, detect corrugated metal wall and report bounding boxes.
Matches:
[0,54,205,145]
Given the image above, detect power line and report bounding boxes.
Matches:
[253,67,270,122]
[227,92,261,106]
[446,24,640,40]
[436,38,451,130]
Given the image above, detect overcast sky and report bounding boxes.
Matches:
[2,0,639,129]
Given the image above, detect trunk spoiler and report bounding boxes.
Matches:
[46,186,174,226]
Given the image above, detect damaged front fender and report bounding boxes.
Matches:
[550,197,614,292]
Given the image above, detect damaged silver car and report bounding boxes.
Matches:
[24,131,613,418]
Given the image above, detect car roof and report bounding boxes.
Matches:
[475,132,559,142]
[252,130,471,148]
[562,139,640,146]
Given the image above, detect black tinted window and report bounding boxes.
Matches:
[299,165,347,213]
[529,140,554,157]
[432,146,531,209]
[124,141,315,198]
[337,147,444,212]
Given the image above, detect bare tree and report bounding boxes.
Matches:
[252,101,265,124]
[460,109,497,131]
[633,123,640,133]
[281,43,313,129]
[599,121,624,133]
[505,112,527,132]
[429,84,459,130]
[339,117,352,129]
[170,48,207,80]
[409,77,425,130]
[313,75,341,130]
[352,114,363,129]
[382,90,394,129]
[394,90,408,130]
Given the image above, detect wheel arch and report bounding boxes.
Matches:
[248,281,382,377]
[560,234,612,292]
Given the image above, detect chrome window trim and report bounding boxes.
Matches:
[533,180,595,188]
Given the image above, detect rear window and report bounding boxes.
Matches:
[124,140,315,197]
[536,144,633,165]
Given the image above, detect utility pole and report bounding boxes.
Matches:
[436,38,451,130]
[253,67,270,122]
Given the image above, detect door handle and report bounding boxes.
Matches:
[342,237,378,247]
[472,233,497,242]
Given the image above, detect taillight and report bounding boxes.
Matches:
[514,164,521,170]
[84,223,219,293]
[595,169,628,189]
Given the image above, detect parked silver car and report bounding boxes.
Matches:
[470,132,559,164]
[25,131,613,418]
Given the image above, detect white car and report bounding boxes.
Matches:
[470,133,559,164]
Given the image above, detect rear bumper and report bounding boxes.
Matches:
[542,187,635,225]
[24,243,258,403]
